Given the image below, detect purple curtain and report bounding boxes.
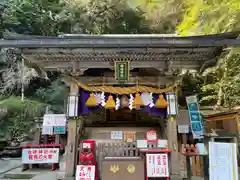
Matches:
[141,93,167,118]
[78,89,101,115]
[78,88,166,118]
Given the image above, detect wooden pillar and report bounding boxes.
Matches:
[65,119,78,177]
[65,83,79,177]
[167,116,179,175]
[34,127,41,144]
[55,135,60,144]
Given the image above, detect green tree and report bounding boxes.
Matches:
[130,0,185,33]
[177,0,240,108]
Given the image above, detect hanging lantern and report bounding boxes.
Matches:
[166,92,178,115]
[85,93,97,107]
[104,95,116,109]
[155,94,168,108]
[133,93,144,107]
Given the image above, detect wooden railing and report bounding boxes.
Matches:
[180,144,205,178]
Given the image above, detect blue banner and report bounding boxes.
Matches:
[186,95,204,139]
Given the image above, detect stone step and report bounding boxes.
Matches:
[3,173,36,179]
[1,179,30,180]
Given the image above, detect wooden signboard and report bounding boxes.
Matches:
[124,131,136,142]
[102,158,144,180]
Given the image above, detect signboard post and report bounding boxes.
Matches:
[209,142,238,180]
[186,95,204,139]
[146,153,169,178]
[42,114,67,135]
[111,131,123,140]
[178,125,189,134]
[75,165,95,180]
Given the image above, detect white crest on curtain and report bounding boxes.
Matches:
[115,96,120,110]
[94,92,102,105]
[141,92,152,106]
[100,92,106,107]
[129,94,134,110]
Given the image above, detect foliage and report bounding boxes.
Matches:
[34,78,69,113]
[177,0,240,35]
[2,0,154,35]
[177,0,240,108]
[200,48,240,107]
[3,0,73,35]
[0,48,43,95]
[0,96,46,140]
[131,0,185,33]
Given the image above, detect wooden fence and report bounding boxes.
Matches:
[180,144,205,178]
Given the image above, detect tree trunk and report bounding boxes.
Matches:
[216,85,223,107]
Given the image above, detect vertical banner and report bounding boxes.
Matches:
[186,95,204,139]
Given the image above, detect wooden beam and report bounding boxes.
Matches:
[25,56,208,71]
[73,76,178,86]
[0,37,239,48]
[24,53,212,62]
[84,121,160,127]
[22,47,217,54]
[206,114,238,121]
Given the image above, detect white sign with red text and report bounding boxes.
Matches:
[76,165,95,180]
[22,148,59,164]
[146,153,169,177]
[146,130,157,141]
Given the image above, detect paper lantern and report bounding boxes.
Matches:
[133,93,144,107]
[155,94,168,108]
[166,92,178,115]
[104,95,116,109]
[85,93,97,107]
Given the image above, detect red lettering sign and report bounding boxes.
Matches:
[147,154,169,178]
[43,155,47,159]
[28,155,33,160]
[157,155,161,165]
[48,154,53,159]
[76,165,95,180]
[38,155,43,160]
[33,155,38,160]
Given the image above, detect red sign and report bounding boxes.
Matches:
[146,153,169,177]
